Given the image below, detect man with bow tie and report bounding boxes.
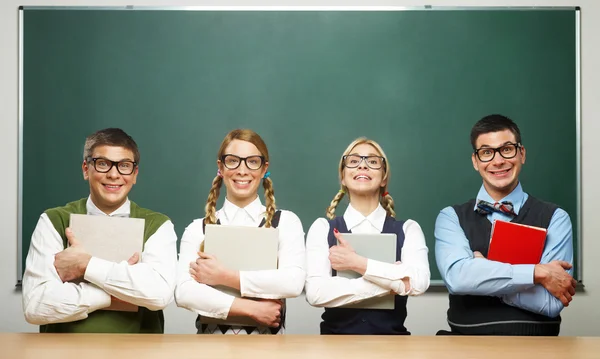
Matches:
[434,114,576,336]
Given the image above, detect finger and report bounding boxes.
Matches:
[559,294,570,306]
[556,261,573,270]
[565,292,572,303]
[198,251,214,260]
[571,278,578,288]
[65,228,80,247]
[190,262,199,271]
[127,252,140,265]
[333,228,345,244]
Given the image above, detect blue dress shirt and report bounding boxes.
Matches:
[434,183,574,318]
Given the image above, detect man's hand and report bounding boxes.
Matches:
[127,252,140,265]
[105,253,140,311]
[534,260,577,306]
[54,228,92,282]
[329,228,367,274]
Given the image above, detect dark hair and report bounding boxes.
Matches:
[470,114,522,149]
[83,128,140,163]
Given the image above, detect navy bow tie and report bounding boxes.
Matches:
[475,199,517,216]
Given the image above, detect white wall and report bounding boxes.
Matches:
[1,0,598,335]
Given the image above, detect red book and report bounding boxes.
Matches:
[488,220,547,264]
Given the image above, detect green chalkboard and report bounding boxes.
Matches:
[20,7,579,284]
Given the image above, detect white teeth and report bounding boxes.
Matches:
[355,175,370,180]
[235,181,249,185]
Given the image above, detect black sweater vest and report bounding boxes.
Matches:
[448,196,561,335]
[320,216,409,335]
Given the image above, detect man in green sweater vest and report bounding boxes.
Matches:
[22,128,177,333]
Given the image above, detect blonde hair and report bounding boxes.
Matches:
[326,137,396,219]
[204,129,277,228]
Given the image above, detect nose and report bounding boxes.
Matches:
[106,165,121,178]
[491,151,506,166]
[237,160,250,174]
[357,157,369,170]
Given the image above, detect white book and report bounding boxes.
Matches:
[201,224,280,326]
[336,232,397,310]
[69,214,145,312]
[69,214,144,262]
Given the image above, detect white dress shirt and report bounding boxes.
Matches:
[22,197,178,325]
[175,197,306,330]
[305,204,430,307]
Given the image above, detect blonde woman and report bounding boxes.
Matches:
[305,137,430,334]
[175,129,306,334]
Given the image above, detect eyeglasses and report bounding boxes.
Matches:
[342,155,386,170]
[220,154,265,170]
[87,157,137,175]
[474,143,522,162]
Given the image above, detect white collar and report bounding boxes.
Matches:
[86,196,130,217]
[221,196,264,223]
[343,203,387,231]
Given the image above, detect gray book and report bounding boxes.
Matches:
[201,224,280,326]
[69,214,145,312]
[69,214,144,263]
[336,232,397,310]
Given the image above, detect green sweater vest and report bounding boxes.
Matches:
[41,198,169,333]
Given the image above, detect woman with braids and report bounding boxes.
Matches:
[175,129,306,335]
[305,137,430,334]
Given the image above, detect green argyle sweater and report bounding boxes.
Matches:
[40,198,169,333]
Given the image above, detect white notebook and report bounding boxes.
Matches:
[69,214,145,312]
[69,214,145,262]
[336,232,397,310]
[202,224,280,326]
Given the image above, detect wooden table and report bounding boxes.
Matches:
[3,334,599,359]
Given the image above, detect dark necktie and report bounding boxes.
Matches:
[475,199,517,216]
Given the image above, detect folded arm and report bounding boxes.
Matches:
[502,209,574,317]
[434,207,535,296]
[304,218,390,307]
[83,220,178,311]
[362,220,430,295]
[22,215,111,325]
[239,211,306,299]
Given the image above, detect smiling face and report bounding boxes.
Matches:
[471,129,526,200]
[219,139,268,208]
[83,145,138,214]
[341,143,387,198]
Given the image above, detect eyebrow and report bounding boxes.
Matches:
[349,152,380,156]
[477,141,514,149]
[94,156,135,162]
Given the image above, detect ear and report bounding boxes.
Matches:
[519,146,526,164]
[471,153,479,171]
[82,160,90,180]
[380,176,388,188]
[263,161,270,176]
